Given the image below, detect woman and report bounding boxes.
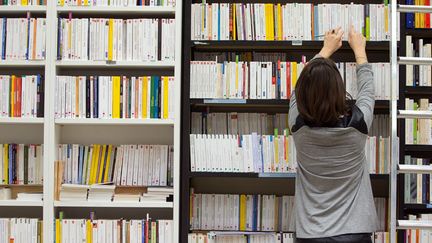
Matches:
[289,25,378,243]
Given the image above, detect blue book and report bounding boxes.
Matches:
[217,4,221,40]
[78,146,83,184]
[142,220,145,243]
[154,76,160,118]
[57,18,62,60]
[406,0,414,28]
[252,195,257,231]
[2,18,6,60]
[8,145,12,184]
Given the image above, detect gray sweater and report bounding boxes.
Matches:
[288,58,379,238]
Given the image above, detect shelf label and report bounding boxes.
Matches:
[292,40,303,46]
[203,99,246,104]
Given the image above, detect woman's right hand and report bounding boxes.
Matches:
[348,25,368,64]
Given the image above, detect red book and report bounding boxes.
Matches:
[145,219,149,243]
[17,77,22,117]
[426,0,431,28]
[286,62,291,98]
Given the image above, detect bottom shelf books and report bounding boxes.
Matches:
[405,214,432,242]
[0,218,42,243]
[190,193,388,232]
[188,232,389,243]
[55,214,173,243]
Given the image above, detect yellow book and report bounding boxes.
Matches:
[86,220,92,243]
[112,76,121,118]
[384,5,389,38]
[11,75,15,117]
[162,77,169,119]
[60,0,65,6]
[239,195,247,231]
[232,4,236,40]
[415,0,420,28]
[420,0,425,28]
[3,145,8,184]
[84,0,89,6]
[108,19,114,61]
[98,145,107,183]
[291,62,298,88]
[55,219,61,243]
[90,145,99,184]
[267,4,275,40]
[277,4,282,40]
[103,145,113,183]
[142,76,149,118]
[21,0,28,5]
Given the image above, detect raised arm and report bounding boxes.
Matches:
[348,26,375,130]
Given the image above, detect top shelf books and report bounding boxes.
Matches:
[57,0,175,7]
[191,3,398,41]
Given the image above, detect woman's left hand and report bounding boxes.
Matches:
[319,27,344,58]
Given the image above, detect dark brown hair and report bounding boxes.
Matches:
[295,58,352,127]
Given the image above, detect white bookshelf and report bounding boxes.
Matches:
[54,200,173,208]
[0,60,45,67]
[0,5,46,13]
[0,118,44,124]
[56,60,175,69]
[55,118,175,126]
[57,6,175,15]
[0,2,182,242]
[0,200,43,207]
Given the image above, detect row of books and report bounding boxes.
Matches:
[191,112,389,138]
[0,75,44,118]
[0,0,45,5]
[405,98,432,145]
[405,0,432,29]
[191,112,288,136]
[406,36,431,87]
[190,133,391,174]
[0,144,43,185]
[405,214,432,243]
[404,156,432,204]
[190,193,388,232]
[55,217,174,243]
[191,3,393,41]
[0,218,42,243]
[58,0,175,7]
[58,18,175,61]
[189,61,391,100]
[58,144,174,186]
[55,76,175,119]
[0,18,46,61]
[188,232,390,243]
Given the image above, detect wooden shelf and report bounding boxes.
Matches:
[403,203,432,214]
[405,145,432,158]
[191,40,390,51]
[404,86,432,98]
[55,118,174,126]
[54,200,173,208]
[405,29,432,39]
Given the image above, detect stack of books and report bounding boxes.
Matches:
[59,184,89,201]
[87,184,115,201]
[141,187,173,202]
[16,192,43,201]
[405,36,432,87]
[405,98,432,145]
[57,0,175,7]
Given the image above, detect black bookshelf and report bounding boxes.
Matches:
[181,1,397,242]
